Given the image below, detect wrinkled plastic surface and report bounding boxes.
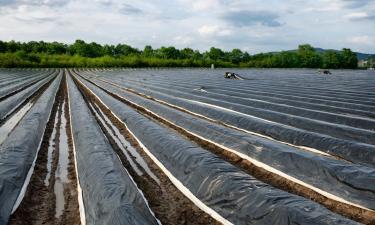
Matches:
[0,71,52,98]
[80,75,360,225]
[0,70,50,89]
[0,74,61,225]
[89,76,375,167]
[115,77,375,130]
[79,77,375,210]
[0,71,58,120]
[67,75,159,225]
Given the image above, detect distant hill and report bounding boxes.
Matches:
[274,48,375,60]
[314,48,374,60]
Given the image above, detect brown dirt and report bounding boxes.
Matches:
[71,71,222,225]
[9,71,80,225]
[59,72,80,225]
[78,73,375,225]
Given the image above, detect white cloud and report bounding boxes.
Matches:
[173,35,193,45]
[192,0,220,11]
[177,0,221,11]
[198,25,232,36]
[347,35,373,45]
[345,12,368,19]
[344,12,375,21]
[303,0,343,12]
[198,25,220,35]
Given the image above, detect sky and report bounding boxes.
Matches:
[0,0,374,53]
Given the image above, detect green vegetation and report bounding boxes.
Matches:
[0,40,358,68]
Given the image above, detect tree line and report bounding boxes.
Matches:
[0,40,358,68]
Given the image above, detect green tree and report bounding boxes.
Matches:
[0,41,6,52]
[341,48,358,69]
[102,44,115,56]
[115,44,139,56]
[46,42,67,54]
[242,52,251,62]
[192,50,203,60]
[142,45,154,57]
[68,40,105,57]
[297,44,322,68]
[7,41,21,52]
[207,47,225,61]
[229,49,244,64]
[180,48,194,59]
[273,51,300,68]
[323,50,342,69]
[156,46,181,59]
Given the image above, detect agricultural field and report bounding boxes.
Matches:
[0,68,374,225]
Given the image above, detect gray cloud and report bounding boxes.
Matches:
[96,0,113,7]
[341,0,373,8]
[0,0,15,6]
[0,0,69,8]
[14,15,56,23]
[221,10,282,27]
[119,3,143,15]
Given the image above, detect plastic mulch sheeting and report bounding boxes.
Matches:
[0,71,59,120]
[82,78,360,225]
[95,79,375,167]
[0,71,52,98]
[0,74,61,225]
[67,75,159,225]
[80,77,375,211]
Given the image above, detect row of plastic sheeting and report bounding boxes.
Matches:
[67,75,159,225]
[0,74,61,225]
[81,77,375,210]
[77,75,360,225]
[0,70,50,88]
[192,84,375,118]
[0,71,53,98]
[116,76,375,130]
[104,77,375,145]
[0,70,59,120]
[90,77,375,167]
[82,68,375,112]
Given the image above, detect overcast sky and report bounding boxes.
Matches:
[0,0,374,53]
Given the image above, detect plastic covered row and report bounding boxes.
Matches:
[67,75,159,225]
[86,76,375,167]
[79,77,375,210]
[0,74,61,225]
[76,75,361,225]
